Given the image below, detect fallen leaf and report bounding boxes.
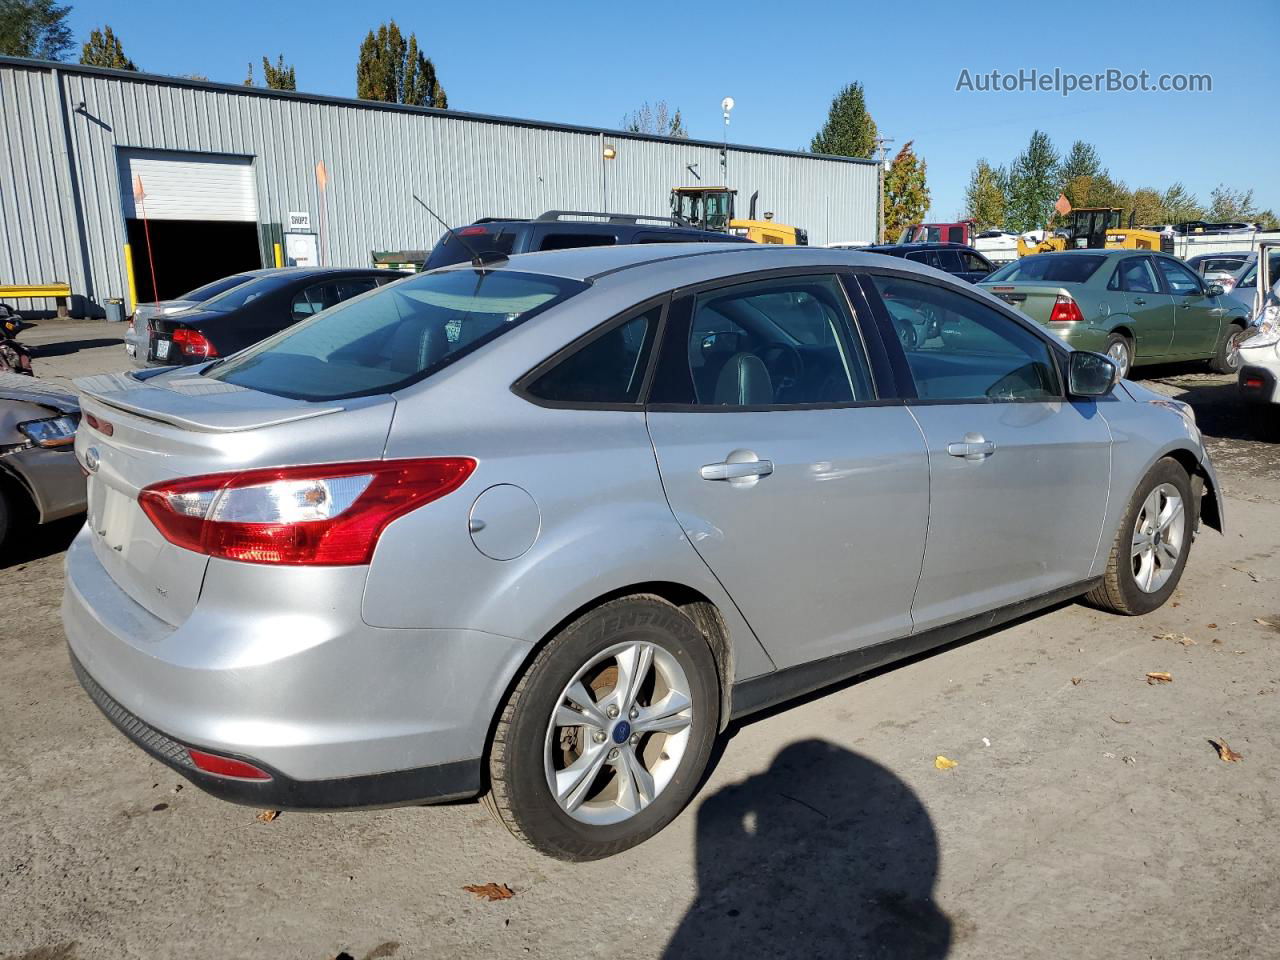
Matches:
[1146,672,1174,684]
[1154,632,1195,646]
[1210,738,1243,763]
[1071,676,1083,686]
[934,755,958,771]
[1121,755,1137,765]
[255,809,280,823]
[463,882,515,901]
[1206,623,1218,629]
[1255,618,1279,628]
[1212,638,1224,645]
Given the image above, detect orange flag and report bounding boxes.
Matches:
[315,161,328,192]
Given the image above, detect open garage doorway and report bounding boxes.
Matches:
[118,150,263,305]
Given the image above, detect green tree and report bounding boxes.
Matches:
[1208,184,1258,221]
[1006,130,1060,232]
[1058,140,1103,184]
[621,100,687,138]
[882,141,930,241]
[1128,187,1165,227]
[80,24,135,69]
[1159,182,1203,224]
[810,81,877,159]
[963,158,1007,231]
[1255,209,1279,231]
[356,21,447,108]
[0,0,72,59]
[261,54,295,90]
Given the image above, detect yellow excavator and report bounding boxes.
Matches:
[670,187,808,245]
[1016,207,1173,257]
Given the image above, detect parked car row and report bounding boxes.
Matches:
[69,241,1222,861]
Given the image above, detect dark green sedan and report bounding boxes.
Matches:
[979,250,1252,377]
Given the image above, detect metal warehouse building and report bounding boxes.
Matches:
[0,56,877,315]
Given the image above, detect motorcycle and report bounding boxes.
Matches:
[0,305,34,376]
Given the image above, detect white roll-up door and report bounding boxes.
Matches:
[118,150,258,221]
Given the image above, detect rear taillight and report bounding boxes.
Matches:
[1049,295,1085,324]
[138,458,476,565]
[171,327,218,358]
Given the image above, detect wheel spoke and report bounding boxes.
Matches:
[555,741,610,812]
[1131,531,1151,558]
[564,681,609,729]
[1157,540,1179,567]
[1157,498,1183,534]
[615,748,656,814]
[1143,489,1163,526]
[1139,555,1157,591]
[633,690,693,735]
[613,643,654,713]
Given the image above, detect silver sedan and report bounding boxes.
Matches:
[63,244,1222,860]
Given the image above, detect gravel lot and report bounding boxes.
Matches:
[2,319,1277,960]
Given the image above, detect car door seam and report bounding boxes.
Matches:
[901,404,932,636]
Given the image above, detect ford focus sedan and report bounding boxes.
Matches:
[64,244,1222,861]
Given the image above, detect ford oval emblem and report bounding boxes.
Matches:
[84,446,100,473]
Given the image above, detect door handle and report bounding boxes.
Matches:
[1131,297,1146,305]
[946,433,996,461]
[700,459,774,481]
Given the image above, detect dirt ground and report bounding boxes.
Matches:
[2,320,1278,960]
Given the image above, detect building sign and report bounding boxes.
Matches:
[284,231,319,267]
[287,211,312,230]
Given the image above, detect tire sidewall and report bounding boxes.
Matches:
[1106,334,1133,379]
[1212,323,1245,374]
[499,598,719,859]
[1114,459,1193,615]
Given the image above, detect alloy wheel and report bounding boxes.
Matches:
[543,641,694,826]
[1130,482,1185,593]
[1106,339,1131,378]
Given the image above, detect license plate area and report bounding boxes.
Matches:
[153,338,171,360]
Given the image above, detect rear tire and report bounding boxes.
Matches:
[1104,333,1134,379]
[1087,458,1193,616]
[1209,323,1247,375]
[0,485,10,554]
[485,595,719,861]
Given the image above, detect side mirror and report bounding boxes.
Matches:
[1206,283,1225,297]
[1068,350,1119,397]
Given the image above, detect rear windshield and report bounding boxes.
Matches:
[179,274,253,302]
[205,268,587,400]
[985,254,1105,283]
[201,273,296,311]
[425,229,519,269]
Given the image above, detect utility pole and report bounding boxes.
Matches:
[720,97,735,185]
[874,136,894,244]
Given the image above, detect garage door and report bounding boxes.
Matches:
[118,151,258,221]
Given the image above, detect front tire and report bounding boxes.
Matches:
[1087,458,1193,615]
[485,595,719,861]
[1209,323,1247,374]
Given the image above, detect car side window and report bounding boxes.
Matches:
[538,233,617,251]
[523,306,658,405]
[1114,257,1159,293]
[1156,257,1203,295]
[934,250,965,273]
[905,251,931,265]
[961,251,990,273]
[947,226,965,244]
[654,275,874,407]
[868,274,1061,401]
[291,283,336,320]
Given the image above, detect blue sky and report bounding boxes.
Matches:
[71,0,1279,222]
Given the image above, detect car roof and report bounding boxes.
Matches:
[864,242,983,253]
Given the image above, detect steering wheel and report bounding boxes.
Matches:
[758,342,803,392]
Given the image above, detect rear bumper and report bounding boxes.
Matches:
[61,526,532,806]
[1238,363,1279,405]
[70,651,481,808]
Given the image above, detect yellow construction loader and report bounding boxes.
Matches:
[1016,207,1173,257]
[670,187,808,245]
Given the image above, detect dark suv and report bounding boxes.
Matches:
[863,242,994,284]
[424,211,750,270]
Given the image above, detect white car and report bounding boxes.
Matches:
[1237,295,1280,408]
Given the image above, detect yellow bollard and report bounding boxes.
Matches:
[123,244,138,311]
[273,242,283,268]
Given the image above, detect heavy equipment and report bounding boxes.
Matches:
[1016,207,1173,257]
[669,187,808,245]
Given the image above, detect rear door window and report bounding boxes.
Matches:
[1156,257,1203,295]
[1110,257,1159,293]
[522,306,659,405]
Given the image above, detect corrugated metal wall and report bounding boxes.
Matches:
[1,59,877,312]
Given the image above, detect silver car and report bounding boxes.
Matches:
[1,373,83,552]
[63,245,1223,860]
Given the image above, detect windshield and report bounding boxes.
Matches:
[179,274,254,303]
[206,268,587,400]
[201,273,296,312]
[425,229,519,269]
[985,254,1105,284]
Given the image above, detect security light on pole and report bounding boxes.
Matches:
[720,97,734,179]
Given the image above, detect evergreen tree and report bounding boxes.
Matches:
[963,159,1008,230]
[0,0,73,59]
[356,21,447,108]
[882,141,930,240]
[810,82,877,158]
[262,54,295,90]
[1006,130,1060,232]
[80,24,135,69]
[1159,182,1204,224]
[621,100,687,138]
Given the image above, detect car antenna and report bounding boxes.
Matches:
[412,194,507,268]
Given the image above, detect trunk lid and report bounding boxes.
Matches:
[983,282,1078,326]
[73,368,395,625]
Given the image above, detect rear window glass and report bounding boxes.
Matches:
[424,230,519,269]
[179,274,253,302]
[985,255,1105,283]
[201,273,296,311]
[205,269,586,401]
[524,307,658,405]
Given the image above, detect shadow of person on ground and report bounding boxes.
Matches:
[664,739,951,960]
